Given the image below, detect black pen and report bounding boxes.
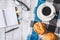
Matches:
[5,27,19,33]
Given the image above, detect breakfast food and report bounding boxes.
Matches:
[43,32,58,40]
[34,22,46,35]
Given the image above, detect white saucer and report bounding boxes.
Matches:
[37,2,56,21]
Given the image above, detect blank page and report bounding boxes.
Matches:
[0,10,6,28]
[4,7,18,26]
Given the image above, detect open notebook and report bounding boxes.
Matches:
[0,7,18,28]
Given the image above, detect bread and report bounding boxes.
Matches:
[34,22,46,35]
[43,32,58,40]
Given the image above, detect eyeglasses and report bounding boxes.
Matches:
[14,0,30,11]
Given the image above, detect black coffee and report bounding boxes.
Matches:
[42,7,51,16]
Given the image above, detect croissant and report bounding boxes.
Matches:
[34,22,46,35]
[43,32,58,40]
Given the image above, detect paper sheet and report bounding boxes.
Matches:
[0,10,6,28]
[4,7,18,26]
